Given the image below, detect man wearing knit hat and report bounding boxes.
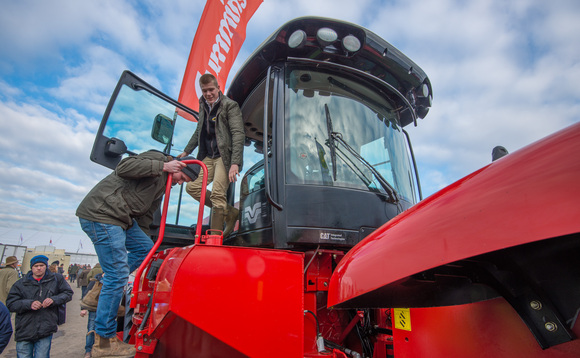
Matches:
[6,254,73,357]
[0,256,19,304]
[76,150,199,358]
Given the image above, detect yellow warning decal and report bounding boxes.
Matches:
[393,308,411,331]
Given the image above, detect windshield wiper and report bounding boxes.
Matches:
[333,132,399,203]
[332,132,399,203]
[332,145,375,189]
[324,104,337,181]
[324,104,399,203]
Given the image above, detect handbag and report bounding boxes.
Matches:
[80,276,124,316]
[81,279,102,311]
[57,303,66,325]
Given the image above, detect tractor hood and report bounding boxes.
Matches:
[328,122,580,309]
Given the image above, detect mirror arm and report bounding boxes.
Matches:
[105,137,127,157]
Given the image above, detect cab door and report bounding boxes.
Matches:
[90,71,203,246]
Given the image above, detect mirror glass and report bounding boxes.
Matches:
[151,114,174,145]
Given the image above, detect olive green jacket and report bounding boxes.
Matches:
[0,267,19,304]
[184,93,245,172]
[87,264,102,283]
[76,151,170,233]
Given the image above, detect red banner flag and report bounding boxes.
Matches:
[179,0,263,113]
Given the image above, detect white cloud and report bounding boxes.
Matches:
[0,80,23,98]
[48,45,128,115]
[0,98,110,239]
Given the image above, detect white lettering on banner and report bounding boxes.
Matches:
[207,0,248,75]
[194,71,205,103]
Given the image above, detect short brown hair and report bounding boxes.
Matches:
[199,73,218,87]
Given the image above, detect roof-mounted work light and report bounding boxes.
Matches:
[418,83,429,98]
[342,35,361,52]
[288,29,307,48]
[316,27,338,46]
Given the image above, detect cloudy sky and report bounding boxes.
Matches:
[1,0,579,254]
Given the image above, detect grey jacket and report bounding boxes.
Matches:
[76,151,170,233]
[184,93,245,172]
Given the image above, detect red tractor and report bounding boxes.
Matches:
[90,17,580,357]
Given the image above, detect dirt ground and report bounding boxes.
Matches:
[3,282,96,357]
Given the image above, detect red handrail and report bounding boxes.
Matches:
[130,159,208,308]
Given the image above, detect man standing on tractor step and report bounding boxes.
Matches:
[178,73,245,238]
[76,150,199,358]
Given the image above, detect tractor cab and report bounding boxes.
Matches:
[90,17,432,251]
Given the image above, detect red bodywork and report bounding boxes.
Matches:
[328,122,580,356]
[390,299,580,358]
[329,122,580,307]
[134,245,304,357]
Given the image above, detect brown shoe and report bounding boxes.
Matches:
[223,206,239,237]
[84,352,92,358]
[91,331,136,358]
[210,208,225,232]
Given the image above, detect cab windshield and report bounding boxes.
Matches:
[284,65,417,203]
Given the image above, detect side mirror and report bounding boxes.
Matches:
[152,114,174,145]
[492,146,509,161]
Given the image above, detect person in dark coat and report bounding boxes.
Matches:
[77,265,91,298]
[0,301,12,354]
[6,254,73,358]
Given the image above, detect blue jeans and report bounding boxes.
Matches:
[85,311,96,353]
[80,218,153,338]
[16,334,52,358]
